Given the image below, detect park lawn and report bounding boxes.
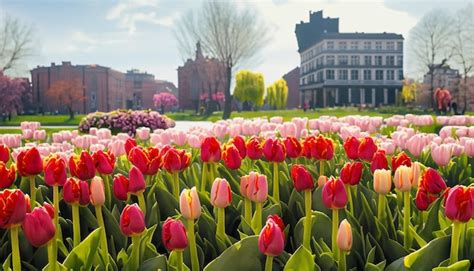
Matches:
[0,115,85,126]
[0,127,76,134]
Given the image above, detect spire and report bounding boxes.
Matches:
[195,41,204,60]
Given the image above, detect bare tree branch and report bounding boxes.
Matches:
[0,15,34,72]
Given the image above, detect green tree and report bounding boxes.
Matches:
[233,70,265,110]
[267,79,288,110]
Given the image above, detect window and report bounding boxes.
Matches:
[364,55,372,65]
[350,41,358,50]
[397,41,403,51]
[326,55,335,65]
[351,70,359,80]
[338,69,348,80]
[386,56,395,66]
[375,56,383,66]
[350,55,360,65]
[386,70,395,80]
[338,55,348,65]
[363,41,371,50]
[375,70,384,80]
[363,70,372,80]
[387,41,395,50]
[317,71,323,82]
[397,56,403,66]
[327,41,334,50]
[338,41,347,50]
[375,41,383,50]
[134,80,142,88]
[398,70,404,80]
[326,69,335,80]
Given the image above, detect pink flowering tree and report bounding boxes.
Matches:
[154,92,178,113]
[0,71,30,120]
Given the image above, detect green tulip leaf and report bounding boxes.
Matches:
[432,259,471,271]
[63,228,101,271]
[284,245,317,271]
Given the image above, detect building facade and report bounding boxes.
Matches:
[295,11,404,108]
[423,65,460,91]
[282,67,300,109]
[31,62,176,114]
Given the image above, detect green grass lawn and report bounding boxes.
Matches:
[0,115,85,126]
[0,127,76,134]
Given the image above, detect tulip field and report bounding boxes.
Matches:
[0,113,474,271]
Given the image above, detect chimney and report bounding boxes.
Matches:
[62,61,71,66]
[51,62,55,67]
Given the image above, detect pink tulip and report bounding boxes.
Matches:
[22,205,55,247]
[33,130,47,141]
[90,176,105,206]
[120,204,146,236]
[431,144,452,167]
[179,187,201,220]
[406,134,425,157]
[210,178,232,208]
[136,127,151,141]
[173,131,187,146]
[463,139,474,157]
[247,172,268,203]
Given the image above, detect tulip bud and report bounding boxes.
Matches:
[180,187,202,220]
[317,175,329,188]
[17,147,43,176]
[263,138,286,163]
[336,219,352,252]
[284,137,302,159]
[394,165,412,192]
[128,146,161,175]
[410,161,422,188]
[22,205,55,247]
[162,147,191,174]
[0,162,16,189]
[69,151,96,180]
[370,150,388,173]
[120,204,146,236]
[258,215,285,256]
[92,150,115,175]
[113,174,129,201]
[0,144,10,163]
[373,169,392,194]
[240,174,250,199]
[420,168,447,195]
[211,178,232,208]
[391,152,412,173]
[290,164,314,191]
[340,162,363,186]
[247,172,268,203]
[44,154,67,187]
[200,137,221,163]
[322,177,347,209]
[0,189,28,229]
[445,186,474,222]
[90,176,105,206]
[128,166,146,195]
[246,136,263,160]
[415,187,436,211]
[222,144,242,170]
[230,136,247,159]
[314,135,335,160]
[358,137,378,161]
[63,178,90,206]
[162,218,188,251]
[343,136,360,160]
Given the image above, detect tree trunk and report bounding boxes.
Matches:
[222,66,233,119]
[430,68,436,112]
[68,106,74,120]
[463,75,467,113]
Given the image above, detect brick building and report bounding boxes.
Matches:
[282,67,300,109]
[30,62,176,114]
[177,42,227,112]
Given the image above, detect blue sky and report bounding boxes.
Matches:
[1,0,471,85]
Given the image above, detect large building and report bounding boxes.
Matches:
[31,62,176,114]
[295,11,404,108]
[282,67,300,109]
[177,42,227,112]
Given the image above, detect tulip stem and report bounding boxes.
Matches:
[244,198,252,225]
[52,185,59,269]
[377,194,385,221]
[47,241,56,271]
[10,226,21,271]
[403,191,411,250]
[273,163,279,203]
[176,250,184,271]
[172,172,180,199]
[264,255,273,271]
[72,204,81,247]
[217,207,226,240]
[200,163,208,192]
[450,222,461,265]
[303,189,312,250]
[319,160,324,177]
[338,251,346,271]
[131,235,141,270]
[102,174,112,208]
[332,209,339,260]
[95,206,109,267]
[254,202,263,233]
[186,219,199,271]
[29,175,36,206]
[346,185,353,214]
[137,192,147,216]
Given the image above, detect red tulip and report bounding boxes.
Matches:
[113,174,129,201]
[69,151,96,180]
[263,138,286,163]
[43,202,55,219]
[322,177,347,209]
[340,162,363,186]
[222,144,242,170]
[129,166,146,194]
[17,147,43,176]
[128,147,161,175]
[370,150,388,173]
[120,204,146,236]
[358,137,378,161]
[343,136,360,160]
[22,205,55,247]
[290,164,314,191]
[391,152,412,173]
[246,136,263,160]
[63,178,90,206]
[445,186,474,222]
[92,150,115,175]
[200,137,221,163]
[258,215,285,256]
[420,168,447,195]
[303,135,334,160]
[124,138,137,156]
[0,144,10,163]
[44,155,67,186]
[162,147,191,173]
[0,162,16,189]
[415,187,437,211]
[284,137,302,158]
[162,218,188,251]
[0,189,28,229]
[230,136,247,159]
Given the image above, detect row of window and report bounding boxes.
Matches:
[301,40,403,61]
[301,69,403,84]
[302,55,403,74]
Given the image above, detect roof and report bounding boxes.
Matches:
[321,32,404,40]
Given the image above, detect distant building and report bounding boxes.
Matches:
[282,67,300,109]
[295,11,404,108]
[177,42,227,112]
[31,62,176,114]
[423,64,460,90]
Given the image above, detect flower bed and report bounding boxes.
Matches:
[0,115,473,270]
[78,110,175,135]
